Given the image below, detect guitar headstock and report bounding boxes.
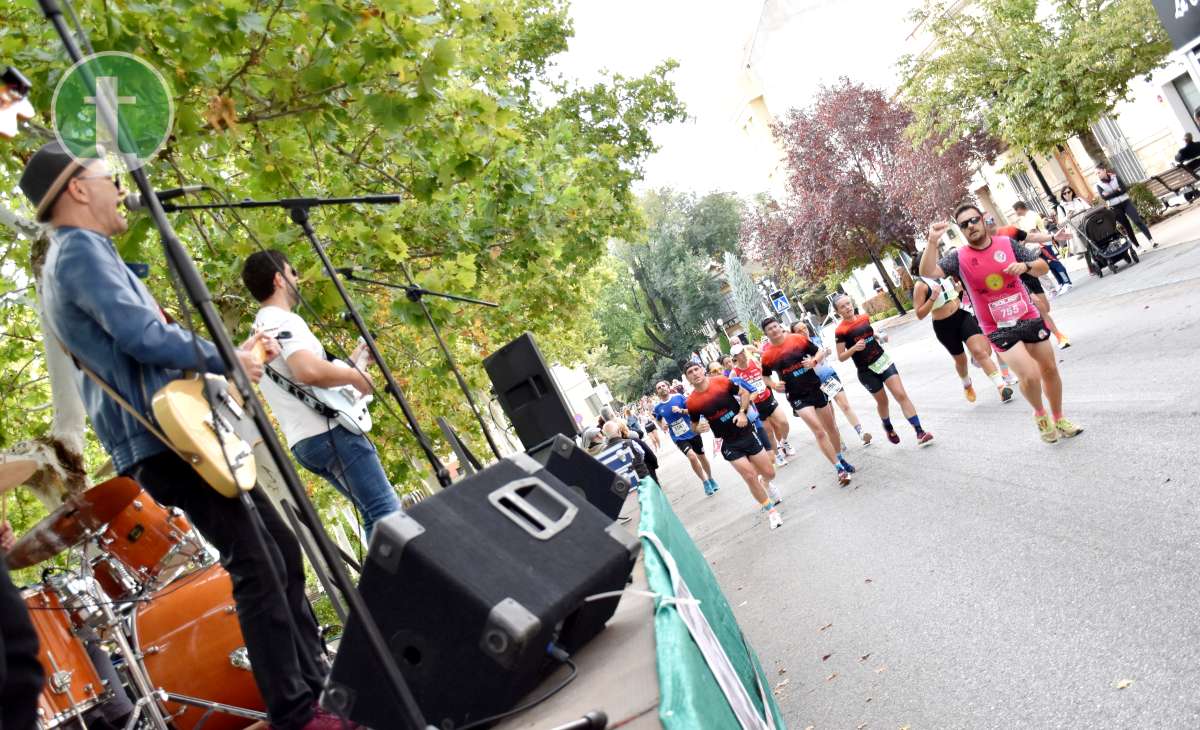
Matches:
[0,67,34,140]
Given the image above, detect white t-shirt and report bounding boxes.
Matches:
[253,306,335,447]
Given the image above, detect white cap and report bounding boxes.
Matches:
[729,343,745,356]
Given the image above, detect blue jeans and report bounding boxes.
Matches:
[292,426,401,540]
[1048,259,1072,287]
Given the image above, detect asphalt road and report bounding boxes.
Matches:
[648,236,1200,729]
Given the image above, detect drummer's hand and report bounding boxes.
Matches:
[0,521,14,552]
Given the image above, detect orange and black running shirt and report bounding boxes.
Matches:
[685,375,755,441]
[760,334,822,399]
[834,314,886,371]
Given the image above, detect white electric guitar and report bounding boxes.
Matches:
[309,357,374,435]
[265,342,374,436]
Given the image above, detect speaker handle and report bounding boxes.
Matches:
[487,477,578,541]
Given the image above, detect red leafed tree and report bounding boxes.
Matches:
[742,78,997,310]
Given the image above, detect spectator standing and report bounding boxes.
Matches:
[1095,165,1157,249]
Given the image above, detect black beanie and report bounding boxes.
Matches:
[18,141,88,221]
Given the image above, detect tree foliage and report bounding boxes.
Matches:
[592,189,744,398]
[898,0,1170,158]
[0,0,683,540]
[741,79,996,285]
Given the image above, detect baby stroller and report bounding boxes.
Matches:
[1069,205,1140,278]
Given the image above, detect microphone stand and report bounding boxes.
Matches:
[163,195,453,487]
[35,2,432,728]
[342,265,503,462]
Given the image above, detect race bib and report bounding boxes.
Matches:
[670,418,691,437]
[867,351,893,375]
[988,292,1029,329]
[748,376,765,393]
[820,378,843,398]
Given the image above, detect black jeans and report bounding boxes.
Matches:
[1,559,43,730]
[1113,200,1152,244]
[129,451,325,730]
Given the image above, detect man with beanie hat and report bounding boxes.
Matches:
[23,143,349,730]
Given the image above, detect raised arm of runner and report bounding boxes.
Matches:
[921,221,950,278]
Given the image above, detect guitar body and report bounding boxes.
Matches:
[310,385,373,435]
[152,375,257,498]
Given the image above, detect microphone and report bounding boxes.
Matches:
[124,185,206,211]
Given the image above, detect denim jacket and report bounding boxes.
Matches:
[41,226,225,474]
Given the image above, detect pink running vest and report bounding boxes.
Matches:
[956,236,1039,334]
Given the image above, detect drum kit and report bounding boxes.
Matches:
[5,473,269,730]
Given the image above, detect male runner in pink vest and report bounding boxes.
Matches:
[920,204,1083,444]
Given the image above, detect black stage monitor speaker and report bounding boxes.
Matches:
[483,332,578,449]
[323,454,640,730]
[526,434,631,521]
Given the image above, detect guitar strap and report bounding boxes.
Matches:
[263,365,341,421]
[52,335,201,468]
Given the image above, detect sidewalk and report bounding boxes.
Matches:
[1059,198,1200,275]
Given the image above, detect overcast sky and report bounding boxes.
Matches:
[551,0,924,198]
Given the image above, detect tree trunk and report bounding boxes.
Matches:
[1077,127,1108,170]
[865,232,907,315]
[1025,153,1059,211]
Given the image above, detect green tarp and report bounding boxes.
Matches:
[638,479,786,729]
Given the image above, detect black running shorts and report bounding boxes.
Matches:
[720,430,764,462]
[673,434,705,455]
[755,393,779,420]
[857,363,899,394]
[644,420,657,432]
[788,389,829,413]
[1020,273,1045,296]
[987,317,1051,352]
[932,307,983,357]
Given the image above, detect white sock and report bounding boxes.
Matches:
[961,376,972,387]
[987,370,1004,387]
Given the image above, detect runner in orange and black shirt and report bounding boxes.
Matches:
[759,316,856,486]
[832,295,934,447]
[683,363,783,530]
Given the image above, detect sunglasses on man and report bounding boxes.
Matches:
[75,171,123,191]
[957,215,982,228]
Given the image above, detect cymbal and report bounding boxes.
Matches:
[0,457,38,494]
[6,476,141,569]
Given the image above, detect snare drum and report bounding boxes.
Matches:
[90,556,140,602]
[23,586,107,727]
[133,564,264,730]
[98,489,208,591]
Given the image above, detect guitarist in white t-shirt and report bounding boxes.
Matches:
[241,250,400,539]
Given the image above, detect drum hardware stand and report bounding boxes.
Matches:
[154,693,268,727]
[37,2,434,727]
[43,648,95,730]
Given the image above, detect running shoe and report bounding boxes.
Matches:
[963,383,977,402]
[703,480,715,496]
[1004,373,1020,387]
[783,441,797,457]
[839,458,856,474]
[861,431,873,446]
[774,450,786,467]
[708,478,720,493]
[768,509,783,530]
[1057,336,1071,350]
[1059,283,1073,295]
[767,482,782,505]
[1035,414,1059,443]
[1054,418,1084,438]
[837,467,852,486]
[886,430,900,445]
[999,385,1014,403]
[917,431,935,447]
